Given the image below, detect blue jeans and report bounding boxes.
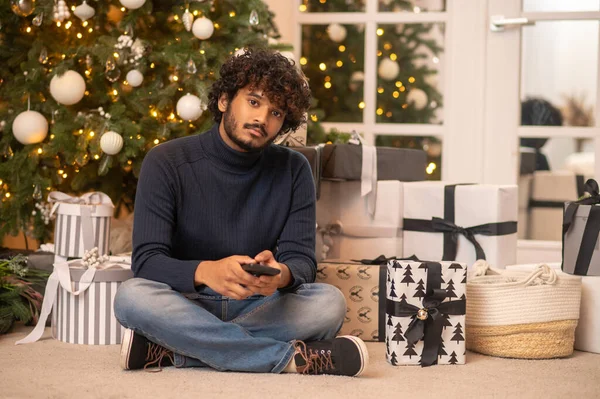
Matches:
[114,278,346,373]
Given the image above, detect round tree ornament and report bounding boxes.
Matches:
[100,131,124,155]
[12,110,48,145]
[176,94,204,121]
[406,88,428,110]
[119,0,146,10]
[126,69,143,87]
[49,70,86,105]
[192,17,214,40]
[327,23,347,43]
[11,0,35,17]
[74,1,95,21]
[378,58,400,81]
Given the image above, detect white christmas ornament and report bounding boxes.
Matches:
[100,131,124,155]
[119,0,146,10]
[349,71,364,91]
[406,88,428,110]
[176,94,205,121]
[53,0,71,22]
[126,69,143,87]
[378,58,400,81]
[74,1,94,21]
[49,70,86,105]
[327,23,347,43]
[234,48,247,57]
[12,110,48,145]
[192,17,214,40]
[182,8,193,32]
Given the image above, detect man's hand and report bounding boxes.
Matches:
[245,250,292,296]
[194,255,261,300]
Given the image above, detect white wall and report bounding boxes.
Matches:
[264,0,295,45]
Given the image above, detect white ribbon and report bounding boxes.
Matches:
[48,191,114,254]
[15,256,131,345]
[352,132,378,217]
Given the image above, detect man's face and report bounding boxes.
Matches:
[218,86,286,152]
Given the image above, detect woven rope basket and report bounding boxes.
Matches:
[466,261,582,359]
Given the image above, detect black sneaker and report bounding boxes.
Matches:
[120,329,174,372]
[294,335,369,377]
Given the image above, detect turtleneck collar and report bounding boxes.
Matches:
[200,124,263,172]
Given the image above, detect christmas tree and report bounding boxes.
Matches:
[300,0,443,179]
[0,0,284,245]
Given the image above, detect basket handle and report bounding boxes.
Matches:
[472,260,557,286]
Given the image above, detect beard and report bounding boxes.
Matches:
[222,105,277,152]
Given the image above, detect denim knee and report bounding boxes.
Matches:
[114,278,170,328]
[305,283,347,338]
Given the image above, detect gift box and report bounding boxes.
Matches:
[16,257,132,346]
[316,259,389,342]
[317,180,403,260]
[529,171,589,241]
[518,175,532,239]
[506,263,597,354]
[403,182,518,268]
[562,179,600,276]
[320,144,426,182]
[289,146,322,199]
[49,192,114,258]
[385,260,467,366]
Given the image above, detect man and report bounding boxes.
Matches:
[114,48,369,376]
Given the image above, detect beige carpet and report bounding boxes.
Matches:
[2,324,599,399]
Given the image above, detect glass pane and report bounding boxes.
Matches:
[300,0,365,13]
[521,21,598,127]
[375,23,444,124]
[518,141,596,240]
[523,0,599,12]
[301,24,365,123]
[375,135,442,180]
[379,0,446,12]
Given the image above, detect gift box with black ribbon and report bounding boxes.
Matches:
[385,259,467,366]
[316,256,396,342]
[562,178,600,276]
[403,182,518,268]
[316,180,403,261]
[530,171,592,241]
[321,144,426,182]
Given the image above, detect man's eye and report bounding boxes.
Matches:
[272,111,282,118]
[249,99,258,106]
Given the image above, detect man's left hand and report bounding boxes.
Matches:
[246,250,291,296]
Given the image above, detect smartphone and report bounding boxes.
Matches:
[241,263,281,277]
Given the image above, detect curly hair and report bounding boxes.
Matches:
[207,48,311,134]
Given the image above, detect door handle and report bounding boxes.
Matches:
[490,15,536,32]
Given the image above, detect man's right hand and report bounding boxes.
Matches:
[194,256,261,300]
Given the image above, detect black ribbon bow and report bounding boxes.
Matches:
[386,262,466,367]
[351,254,420,265]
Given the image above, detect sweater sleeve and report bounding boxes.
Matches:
[276,155,317,291]
[131,147,199,293]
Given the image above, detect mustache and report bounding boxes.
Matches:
[244,123,267,137]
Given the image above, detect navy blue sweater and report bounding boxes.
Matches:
[131,124,317,293]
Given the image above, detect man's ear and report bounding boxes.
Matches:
[218,93,229,113]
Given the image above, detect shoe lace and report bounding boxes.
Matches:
[143,342,174,373]
[294,341,335,374]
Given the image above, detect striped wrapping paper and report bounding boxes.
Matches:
[53,202,113,258]
[51,267,132,345]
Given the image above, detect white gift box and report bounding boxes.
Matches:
[385,260,467,366]
[49,192,114,258]
[403,182,518,268]
[16,257,132,346]
[518,174,532,239]
[529,171,590,241]
[317,180,404,260]
[506,263,599,354]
